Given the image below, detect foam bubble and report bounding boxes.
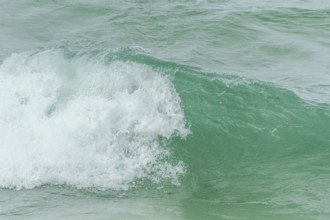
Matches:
[0,49,189,190]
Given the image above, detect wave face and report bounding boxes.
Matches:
[0,49,189,190]
[171,64,330,217]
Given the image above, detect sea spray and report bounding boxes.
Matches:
[0,49,189,190]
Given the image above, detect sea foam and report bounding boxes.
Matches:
[0,49,189,190]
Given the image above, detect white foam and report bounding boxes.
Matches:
[0,49,189,190]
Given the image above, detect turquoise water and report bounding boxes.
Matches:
[1,1,330,219]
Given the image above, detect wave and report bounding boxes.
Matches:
[1,48,330,211]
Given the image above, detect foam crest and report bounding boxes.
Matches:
[0,49,189,190]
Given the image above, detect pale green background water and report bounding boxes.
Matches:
[1,1,330,219]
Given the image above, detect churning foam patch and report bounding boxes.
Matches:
[0,49,189,190]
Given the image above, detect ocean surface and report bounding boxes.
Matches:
[1,0,330,219]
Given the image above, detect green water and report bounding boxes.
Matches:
[1,1,330,219]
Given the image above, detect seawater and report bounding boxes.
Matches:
[1,1,330,219]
